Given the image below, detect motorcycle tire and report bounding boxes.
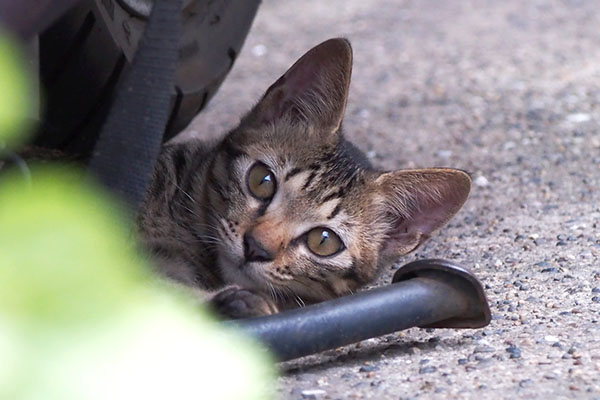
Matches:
[36,0,260,156]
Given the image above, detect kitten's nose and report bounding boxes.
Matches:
[243,233,273,262]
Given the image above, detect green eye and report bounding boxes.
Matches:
[247,163,276,200]
[306,227,344,257]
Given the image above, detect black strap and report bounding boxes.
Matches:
[87,0,183,213]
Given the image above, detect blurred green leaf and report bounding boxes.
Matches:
[0,167,149,327]
[0,168,275,399]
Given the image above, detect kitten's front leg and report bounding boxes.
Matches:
[210,286,279,320]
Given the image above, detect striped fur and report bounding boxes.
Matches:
[138,38,471,317]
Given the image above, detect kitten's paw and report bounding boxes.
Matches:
[210,286,278,319]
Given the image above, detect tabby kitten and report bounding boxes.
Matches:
[139,38,471,319]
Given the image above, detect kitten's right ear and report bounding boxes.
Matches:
[244,38,353,135]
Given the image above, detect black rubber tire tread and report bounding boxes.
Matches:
[36,0,260,156]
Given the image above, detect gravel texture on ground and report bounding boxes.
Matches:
[188,1,600,398]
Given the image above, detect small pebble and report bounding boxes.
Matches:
[519,379,533,388]
[474,176,489,187]
[474,345,495,353]
[566,113,591,123]
[559,311,570,316]
[301,389,326,399]
[359,365,379,373]
[419,366,437,374]
[541,267,559,273]
[571,352,583,359]
[545,335,559,343]
[534,261,551,267]
[506,346,522,359]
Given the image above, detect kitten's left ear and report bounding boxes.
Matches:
[246,38,353,134]
[373,168,471,264]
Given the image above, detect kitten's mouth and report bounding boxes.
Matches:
[218,250,268,291]
[218,247,291,294]
[238,260,268,286]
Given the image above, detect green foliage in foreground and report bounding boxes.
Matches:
[0,32,274,399]
[0,168,275,400]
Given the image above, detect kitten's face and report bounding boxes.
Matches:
[209,123,382,301]
[201,39,471,302]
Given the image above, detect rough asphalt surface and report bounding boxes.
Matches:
[188,1,600,398]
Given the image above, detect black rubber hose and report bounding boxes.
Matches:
[231,276,469,361]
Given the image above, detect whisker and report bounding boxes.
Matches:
[275,284,305,308]
[188,221,217,230]
[295,295,306,308]
[192,238,222,245]
[194,232,222,241]
[179,203,202,219]
[267,282,277,303]
[274,284,283,304]
[173,181,196,204]
[276,286,289,303]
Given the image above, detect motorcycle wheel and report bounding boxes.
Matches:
[36,0,260,156]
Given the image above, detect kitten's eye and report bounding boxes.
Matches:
[306,228,344,257]
[247,163,276,200]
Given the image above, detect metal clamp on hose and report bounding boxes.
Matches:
[232,259,491,361]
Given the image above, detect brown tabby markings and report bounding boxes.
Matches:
[138,38,471,318]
